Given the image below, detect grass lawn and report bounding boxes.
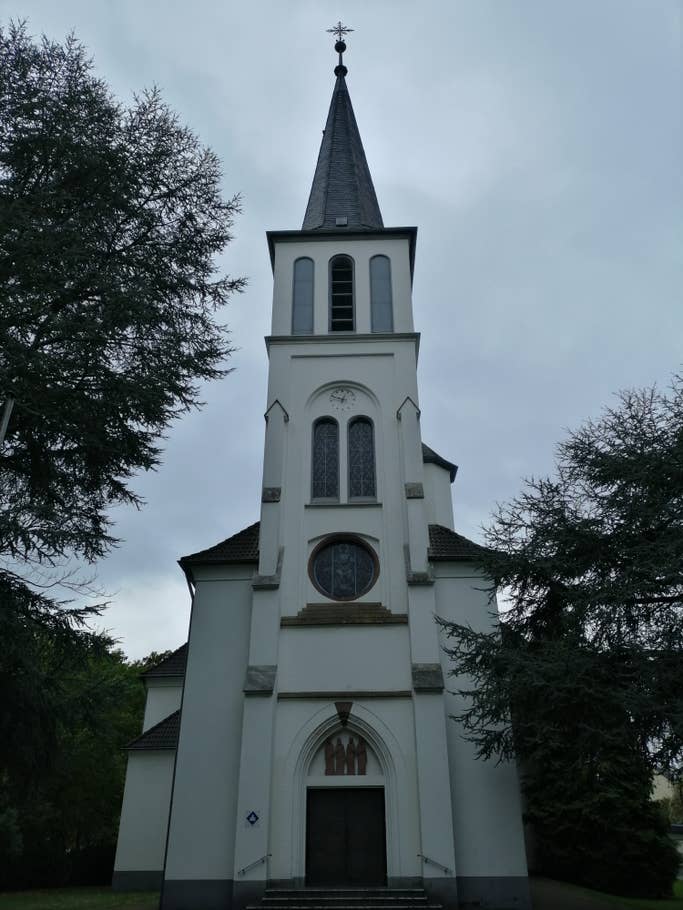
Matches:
[581,880,683,909]
[0,882,681,910]
[532,878,683,910]
[0,888,158,910]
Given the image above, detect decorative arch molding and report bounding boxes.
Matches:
[307,530,380,547]
[285,702,406,881]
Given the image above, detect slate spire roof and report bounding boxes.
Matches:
[302,68,384,231]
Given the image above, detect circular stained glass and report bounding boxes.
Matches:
[310,538,378,601]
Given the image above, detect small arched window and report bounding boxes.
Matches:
[370,255,393,332]
[312,418,339,499]
[348,417,376,499]
[329,255,354,332]
[292,257,314,334]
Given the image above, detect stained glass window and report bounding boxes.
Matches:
[370,255,393,332]
[329,255,354,331]
[312,418,339,499]
[312,539,377,600]
[292,257,314,334]
[348,418,376,499]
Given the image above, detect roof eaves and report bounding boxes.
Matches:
[266,227,417,281]
[178,522,260,569]
[427,524,488,563]
[127,710,180,752]
[141,644,187,679]
[422,443,458,483]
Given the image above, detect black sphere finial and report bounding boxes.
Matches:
[326,21,354,75]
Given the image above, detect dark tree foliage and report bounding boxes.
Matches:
[0,22,244,568]
[0,639,150,889]
[440,379,683,897]
[0,25,243,879]
[0,573,109,784]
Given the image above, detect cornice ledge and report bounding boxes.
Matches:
[266,332,420,350]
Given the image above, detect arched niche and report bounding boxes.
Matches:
[309,729,383,778]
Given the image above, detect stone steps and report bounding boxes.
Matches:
[247,887,443,910]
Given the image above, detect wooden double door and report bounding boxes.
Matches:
[306,788,387,886]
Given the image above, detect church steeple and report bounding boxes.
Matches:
[302,26,384,231]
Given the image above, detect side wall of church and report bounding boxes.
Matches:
[161,567,253,910]
[423,463,455,530]
[142,679,183,732]
[112,751,175,890]
[434,565,531,908]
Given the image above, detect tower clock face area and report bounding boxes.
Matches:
[329,386,356,411]
[309,536,378,601]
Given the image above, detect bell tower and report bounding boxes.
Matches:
[245,25,461,901]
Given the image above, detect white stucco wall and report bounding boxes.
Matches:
[278,626,411,693]
[142,679,183,732]
[423,463,455,530]
[434,567,529,878]
[264,335,422,626]
[153,219,528,901]
[114,751,175,872]
[270,236,414,337]
[163,569,253,882]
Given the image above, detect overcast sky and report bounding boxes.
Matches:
[3,0,681,658]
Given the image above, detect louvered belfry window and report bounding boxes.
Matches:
[329,255,354,331]
[348,417,376,498]
[312,418,339,499]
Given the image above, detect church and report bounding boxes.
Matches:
[113,28,531,910]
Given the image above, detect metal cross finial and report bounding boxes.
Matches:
[326,21,354,42]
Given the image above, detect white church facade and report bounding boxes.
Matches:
[113,33,531,910]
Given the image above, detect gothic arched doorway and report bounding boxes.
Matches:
[304,729,387,886]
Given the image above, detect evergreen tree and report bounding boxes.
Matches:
[441,378,683,896]
[0,21,243,775]
[0,22,244,570]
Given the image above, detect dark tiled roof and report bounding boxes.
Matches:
[302,74,383,231]
[422,443,458,483]
[179,522,259,567]
[428,524,487,562]
[127,710,180,751]
[142,644,187,679]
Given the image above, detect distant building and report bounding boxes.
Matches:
[113,33,530,910]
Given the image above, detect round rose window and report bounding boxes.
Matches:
[310,537,378,601]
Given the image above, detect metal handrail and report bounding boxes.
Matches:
[417,853,452,875]
[238,853,271,877]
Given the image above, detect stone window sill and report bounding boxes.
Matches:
[306,501,382,509]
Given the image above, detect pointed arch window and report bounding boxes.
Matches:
[348,417,376,499]
[370,255,393,332]
[292,257,314,334]
[329,255,355,332]
[312,418,339,499]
